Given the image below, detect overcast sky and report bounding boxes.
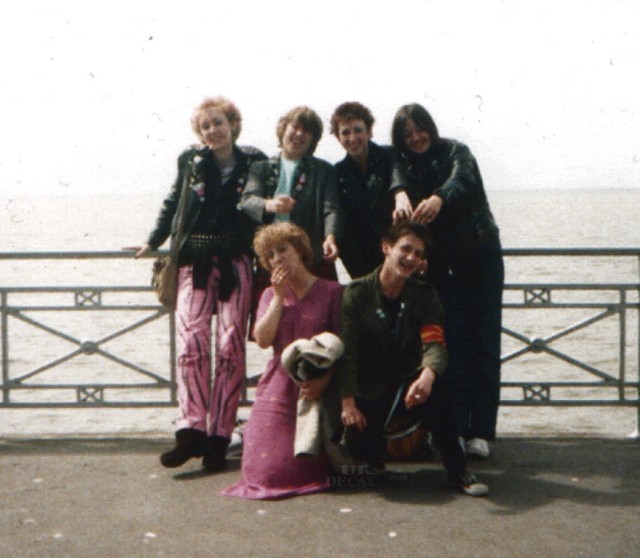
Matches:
[1,0,638,197]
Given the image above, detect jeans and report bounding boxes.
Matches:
[438,243,504,440]
[345,376,467,474]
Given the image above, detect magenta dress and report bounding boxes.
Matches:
[221,278,342,500]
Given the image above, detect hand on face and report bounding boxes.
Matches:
[270,265,291,298]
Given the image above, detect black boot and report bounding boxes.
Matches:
[202,435,230,472]
[160,428,207,468]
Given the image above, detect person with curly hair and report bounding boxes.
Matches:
[222,223,342,499]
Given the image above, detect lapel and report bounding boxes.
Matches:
[371,271,394,354]
[290,156,314,201]
[340,145,385,219]
[263,157,281,198]
[364,143,386,210]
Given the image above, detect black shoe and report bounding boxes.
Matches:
[202,435,230,472]
[160,428,207,468]
[448,470,489,497]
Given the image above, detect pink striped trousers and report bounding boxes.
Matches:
[174,254,252,439]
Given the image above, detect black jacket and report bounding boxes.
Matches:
[147,144,267,256]
[394,139,501,280]
[240,154,343,265]
[334,142,402,279]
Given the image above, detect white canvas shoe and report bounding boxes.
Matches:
[466,438,490,459]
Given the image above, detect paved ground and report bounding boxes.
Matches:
[1,437,638,558]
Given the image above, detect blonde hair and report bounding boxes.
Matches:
[253,223,313,272]
[191,96,242,141]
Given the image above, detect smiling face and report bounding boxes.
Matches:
[196,108,235,152]
[281,121,313,160]
[402,118,432,155]
[337,118,371,161]
[382,233,427,279]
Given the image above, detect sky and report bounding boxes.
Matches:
[1,0,639,197]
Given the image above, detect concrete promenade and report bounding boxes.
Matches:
[1,436,638,558]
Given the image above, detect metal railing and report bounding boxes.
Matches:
[1,249,639,429]
[499,248,640,431]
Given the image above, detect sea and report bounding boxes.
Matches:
[0,188,639,438]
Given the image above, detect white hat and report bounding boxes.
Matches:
[281,332,345,377]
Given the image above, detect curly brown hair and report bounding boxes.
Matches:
[330,101,375,136]
[253,222,314,272]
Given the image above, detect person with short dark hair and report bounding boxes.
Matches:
[391,103,504,460]
[339,222,488,496]
[330,101,402,279]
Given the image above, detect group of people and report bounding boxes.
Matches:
[133,96,504,499]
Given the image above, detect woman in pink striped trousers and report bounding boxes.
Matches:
[134,97,266,471]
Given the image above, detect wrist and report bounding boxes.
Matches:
[420,367,437,384]
[342,396,356,410]
[270,296,284,309]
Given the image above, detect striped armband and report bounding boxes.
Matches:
[420,324,446,346]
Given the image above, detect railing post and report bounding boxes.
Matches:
[1,290,8,404]
[169,309,177,405]
[619,288,626,403]
[637,255,640,435]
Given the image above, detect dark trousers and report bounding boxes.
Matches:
[438,244,504,440]
[345,377,467,475]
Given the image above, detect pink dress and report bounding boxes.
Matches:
[221,278,342,500]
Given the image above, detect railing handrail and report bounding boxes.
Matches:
[0,247,640,260]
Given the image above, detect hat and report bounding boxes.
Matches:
[281,332,345,380]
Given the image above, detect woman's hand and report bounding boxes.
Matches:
[270,266,290,299]
[123,244,151,259]
[265,195,296,214]
[411,195,443,225]
[341,397,367,432]
[404,368,437,409]
[299,373,331,400]
[392,190,413,224]
[322,234,339,262]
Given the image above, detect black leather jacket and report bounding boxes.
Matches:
[147,144,267,256]
[394,139,501,280]
[334,142,402,279]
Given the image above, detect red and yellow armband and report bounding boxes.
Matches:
[420,324,446,346]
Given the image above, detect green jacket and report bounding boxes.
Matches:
[338,268,448,402]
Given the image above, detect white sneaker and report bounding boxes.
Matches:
[448,471,489,497]
[466,438,490,459]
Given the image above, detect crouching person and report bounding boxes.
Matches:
[338,222,488,496]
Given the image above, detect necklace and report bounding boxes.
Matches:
[375,300,405,340]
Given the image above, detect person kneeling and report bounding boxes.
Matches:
[338,222,488,496]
